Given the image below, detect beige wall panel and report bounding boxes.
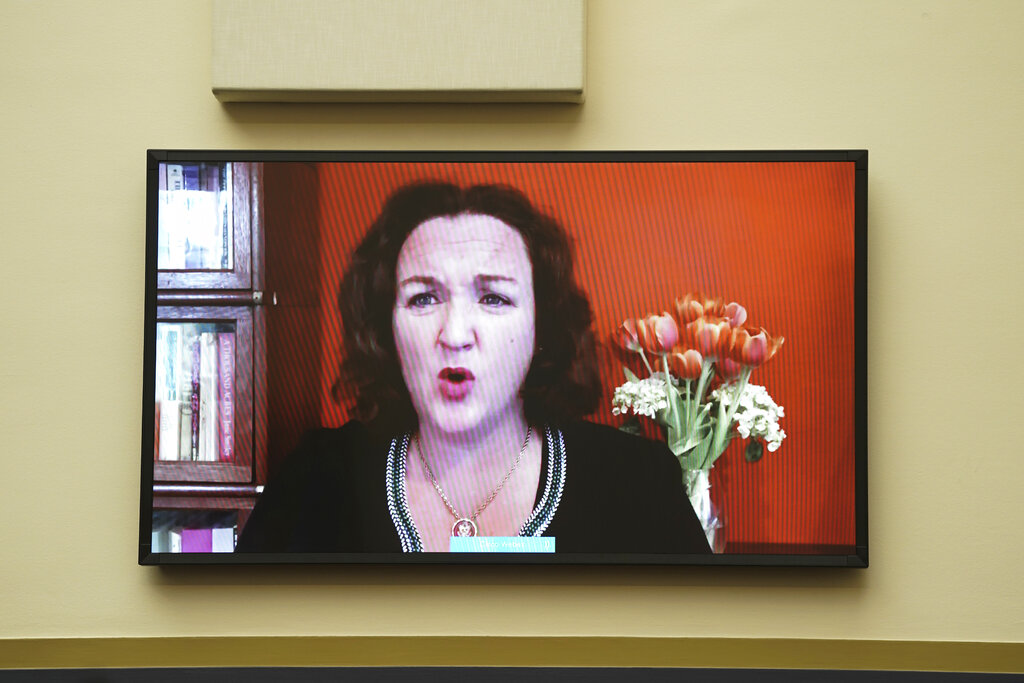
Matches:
[1,0,1023,666]
[212,0,586,102]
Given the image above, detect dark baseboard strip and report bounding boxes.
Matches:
[0,637,1021,673]
[0,667,1022,683]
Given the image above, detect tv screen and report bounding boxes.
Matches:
[140,150,867,566]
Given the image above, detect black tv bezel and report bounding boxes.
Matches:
[139,149,868,568]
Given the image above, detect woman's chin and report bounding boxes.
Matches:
[421,410,519,440]
[415,393,526,438]
[418,409,484,437]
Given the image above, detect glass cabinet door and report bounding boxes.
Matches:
[156,161,258,290]
[153,307,254,484]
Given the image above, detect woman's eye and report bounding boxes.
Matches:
[480,293,511,307]
[407,292,438,308]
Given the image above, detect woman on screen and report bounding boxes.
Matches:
[236,182,710,554]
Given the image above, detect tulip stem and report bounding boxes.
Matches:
[638,349,656,378]
[684,379,693,425]
[661,356,676,429]
[693,361,715,413]
[709,366,753,462]
[689,361,716,445]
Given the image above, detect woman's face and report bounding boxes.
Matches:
[393,213,536,437]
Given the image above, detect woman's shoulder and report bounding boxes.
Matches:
[547,420,710,554]
[294,419,374,451]
[557,420,677,467]
[275,420,383,477]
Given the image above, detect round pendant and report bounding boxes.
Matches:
[452,518,478,537]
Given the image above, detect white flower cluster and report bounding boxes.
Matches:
[612,377,669,419]
[711,382,786,452]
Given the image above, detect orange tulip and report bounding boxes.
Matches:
[673,292,726,324]
[667,348,703,379]
[635,313,679,354]
[723,301,747,327]
[673,293,705,324]
[730,326,784,367]
[616,319,641,352]
[716,357,743,380]
[701,296,726,319]
[685,317,733,358]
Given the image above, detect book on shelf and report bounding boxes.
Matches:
[182,164,200,191]
[166,164,184,191]
[181,528,212,553]
[188,333,201,460]
[154,402,160,461]
[212,527,235,553]
[217,332,235,462]
[198,332,219,462]
[155,325,183,462]
[220,163,233,269]
[151,528,183,553]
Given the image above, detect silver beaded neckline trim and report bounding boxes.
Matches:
[385,425,566,552]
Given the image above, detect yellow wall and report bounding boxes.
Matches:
[1,0,1022,665]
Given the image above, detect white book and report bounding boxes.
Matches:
[221,163,233,269]
[177,401,194,461]
[169,529,183,553]
[151,529,167,553]
[180,329,200,460]
[166,164,184,191]
[156,325,183,461]
[157,191,187,269]
[158,165,186,269]
[212,527,235,553]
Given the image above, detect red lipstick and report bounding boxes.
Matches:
[438,367,475,401]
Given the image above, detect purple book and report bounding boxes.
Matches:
[181,528,212,553]
[182,164,200,190]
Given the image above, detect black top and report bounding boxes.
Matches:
[236,420,711,555]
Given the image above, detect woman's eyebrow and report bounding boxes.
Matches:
[397,275,440,288]
[476,274,518,286]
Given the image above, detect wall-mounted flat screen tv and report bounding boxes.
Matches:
[140,150,867,566]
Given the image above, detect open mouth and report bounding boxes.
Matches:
[438,367,475,400]
[440,367,474,383]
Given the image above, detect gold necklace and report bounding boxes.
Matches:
[414,427,532,538]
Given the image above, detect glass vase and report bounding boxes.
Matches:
[683,468,726,553]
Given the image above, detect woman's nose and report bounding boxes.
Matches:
[437,301,476,350]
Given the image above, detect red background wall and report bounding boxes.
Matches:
[287,160,856,548]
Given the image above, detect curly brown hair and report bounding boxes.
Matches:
[334,181,600,436]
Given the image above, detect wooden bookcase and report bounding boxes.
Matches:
[151,161,267,552]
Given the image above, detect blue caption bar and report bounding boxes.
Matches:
[449,537,556,553]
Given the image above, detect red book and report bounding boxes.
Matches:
[217,332,235,462]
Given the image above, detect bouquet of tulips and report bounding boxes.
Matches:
[612,293,785,549]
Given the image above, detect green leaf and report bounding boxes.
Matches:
[745,439,764,463]
[676,423,714,469]
[667,427,697,457]
[623,366,640,383]
[655,381,687,433]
